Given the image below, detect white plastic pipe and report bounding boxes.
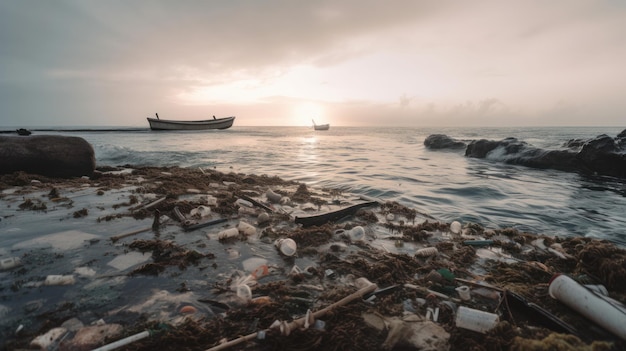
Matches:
[549,274,626,340]
[91,330,150,351]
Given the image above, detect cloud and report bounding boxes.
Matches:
[1,1,625,127]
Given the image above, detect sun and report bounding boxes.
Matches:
[293,102,326,126]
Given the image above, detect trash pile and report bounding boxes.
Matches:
[1,166,625,350]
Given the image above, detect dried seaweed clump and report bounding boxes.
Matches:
[576,240,626,292]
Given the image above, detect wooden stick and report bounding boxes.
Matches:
[205,282,378,351]
[111,227,151,242]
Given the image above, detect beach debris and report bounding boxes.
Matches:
[67,323,123,350]
[205,281,377,351]
[218,228,239,240]
[381,313,450,351]
[44,274,76,286]
[30,327,67,349]
[90,329,152,351]
[237,221,256,236]
[415,247,439,257]
[455,286,471,301]
[549,274,626,340]
[455,306,499,333]
[502,289,580,336]
[450,220,462,234]
[265,189,282,203]
[294,201,379,227]
[275,238,297,256]
[0,256,22,271]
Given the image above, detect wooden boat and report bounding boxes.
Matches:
[147,113,235,130]
[312,119,329,131]
[16,128,32,136]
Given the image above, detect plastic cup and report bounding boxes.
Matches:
[275,238,297,256]
[456,286,471,301]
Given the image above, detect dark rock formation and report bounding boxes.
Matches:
[0,135,95,178]
[427,129,626,178]
[423,134,467,149]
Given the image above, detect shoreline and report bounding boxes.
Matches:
[1,165,625,350]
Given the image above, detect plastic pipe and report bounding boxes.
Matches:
[91,330,151,351]
[549,274,626,340]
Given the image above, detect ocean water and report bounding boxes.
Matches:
[17,126,626,246]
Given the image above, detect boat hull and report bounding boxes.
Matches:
[314,124,329,131]
[147,116,235,130]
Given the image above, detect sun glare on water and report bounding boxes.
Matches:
[293,102,326,127]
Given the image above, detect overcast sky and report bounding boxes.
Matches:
[1,0,625,127]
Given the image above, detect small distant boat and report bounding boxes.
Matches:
[147,113,235,131]
[16,128,32,136]
[312,119,329,131]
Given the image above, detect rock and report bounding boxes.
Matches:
[0,135,95,178]
[462,129,626,178]
[424,134,467,150]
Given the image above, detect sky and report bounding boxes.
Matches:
[1,0,625,128]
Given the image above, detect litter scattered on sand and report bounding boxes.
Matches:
[1,166,625,350]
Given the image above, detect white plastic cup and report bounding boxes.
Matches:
[275,238,297,256]
[549,274,626,340]
[456,286,471,301]
[350,226,365,241]
[455,306,499,333]
[218,228,239,240]
[236,284,252,301]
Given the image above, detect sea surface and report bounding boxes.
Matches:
[22,125,626,247]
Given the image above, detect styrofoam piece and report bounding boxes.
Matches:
[0,257,22,271]
[549,274,626,340]
[13,230,99,251]
[107,251,152,271]
[190,205,211,218]
[238,221,257,236]
[44,275,76,286]
[455,306,499,333]
[30,327,68,349]
[218,228,239,240]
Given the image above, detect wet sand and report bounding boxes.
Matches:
[1,166,625,350]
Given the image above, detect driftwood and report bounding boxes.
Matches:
[294,201,379,227]
[205,281,378,351]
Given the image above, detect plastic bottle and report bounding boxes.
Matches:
[0,257,22,271]
[549,274,626,340]
[455,306,499,333]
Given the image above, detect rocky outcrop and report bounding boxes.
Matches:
[0,135,95,178]
[471,131,626,177]
[423,134,467,150]
[426,129,626,178]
